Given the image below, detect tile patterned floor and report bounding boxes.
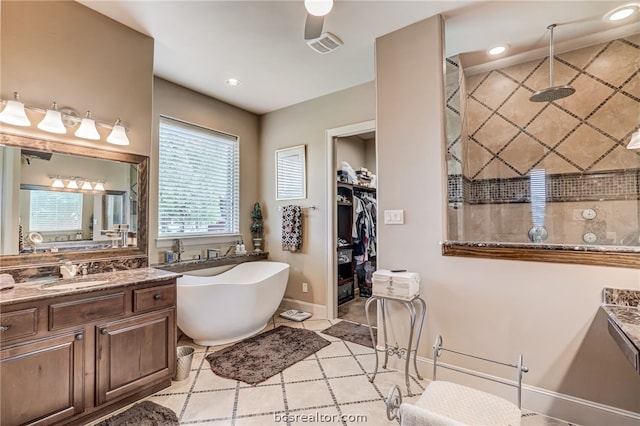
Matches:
[91,315,575,426]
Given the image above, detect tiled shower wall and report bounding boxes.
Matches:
[446,34,640,245]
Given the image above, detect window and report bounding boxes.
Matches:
[30,190,82,232]
[275,145,306,200]
[158,117,239,237]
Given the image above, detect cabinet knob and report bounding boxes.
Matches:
[101,329,108,335]
[75,334,84,340]
[0,325,9,333]
[154,294,161,300]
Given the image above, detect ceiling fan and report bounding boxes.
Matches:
[303,0,343,53]
[303,0,332,40]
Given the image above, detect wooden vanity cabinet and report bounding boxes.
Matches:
[0,330,85,426]
[96,308,175,405]
[0,278,177,426]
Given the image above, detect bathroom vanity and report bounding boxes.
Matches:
[0,268,181,426]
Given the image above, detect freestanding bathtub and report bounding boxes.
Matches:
[176,261,290,346]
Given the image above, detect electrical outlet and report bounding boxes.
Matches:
[302,282,308,293]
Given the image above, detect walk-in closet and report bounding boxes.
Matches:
[335,131,377,325]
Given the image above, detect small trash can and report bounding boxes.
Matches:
[173,346,195,381]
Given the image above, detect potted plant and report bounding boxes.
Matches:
[250,202,264,252]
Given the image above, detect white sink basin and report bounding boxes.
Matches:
[41,280,110,290]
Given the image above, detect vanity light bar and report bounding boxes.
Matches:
[49,175,106,191]
[0,92,130,145]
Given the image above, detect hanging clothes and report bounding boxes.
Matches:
[352,191,376,264]
[281,205,303,252]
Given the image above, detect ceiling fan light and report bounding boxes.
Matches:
[0,93,31,126]
[75,111,100,140]
[304,0,333,17]
[38,102,67,134]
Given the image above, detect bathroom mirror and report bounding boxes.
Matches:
[441,10,640,268]
[0,132,148,266]
[275,144,307,200]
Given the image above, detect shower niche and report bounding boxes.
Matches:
[443,32,640,268]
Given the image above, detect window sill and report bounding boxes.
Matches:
[155,234,242,249]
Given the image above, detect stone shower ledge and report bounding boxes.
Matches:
[441,241,640,269]
[154,252,269,273]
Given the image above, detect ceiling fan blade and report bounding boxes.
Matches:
[304,14,324,40]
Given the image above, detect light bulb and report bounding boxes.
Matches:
[81,180,93,190]
[106,119,130,145]
[94,181,105,191]
[0,92,31,126]
[37,102,66,134]
[66,179,79,189]
[75,111,100,140]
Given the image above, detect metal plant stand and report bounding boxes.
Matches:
[365,294,426,395]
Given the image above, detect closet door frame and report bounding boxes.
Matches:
[325,120,376,320]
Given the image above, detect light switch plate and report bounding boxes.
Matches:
[384,209,404,225]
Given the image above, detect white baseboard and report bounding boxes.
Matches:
[279,298,327,319]
[381,354,639,426]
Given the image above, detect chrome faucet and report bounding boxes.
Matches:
[223,244,236,257]
[60,261,78,279]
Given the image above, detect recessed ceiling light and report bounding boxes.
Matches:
[604,3,639,21]
[225,78,241,86]
[488,44,509,55]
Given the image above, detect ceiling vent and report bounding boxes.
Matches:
[306,32,343,54]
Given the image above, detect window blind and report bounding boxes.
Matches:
[30,190,83,232]
[158,117,239,237]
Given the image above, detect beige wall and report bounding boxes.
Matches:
[1,1,153,156]
[259,82,375,305]
[150,78,260,264]
[337,136,365,172]
[376,14,640,424]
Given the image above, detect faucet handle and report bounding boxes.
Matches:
[77,263,88,276]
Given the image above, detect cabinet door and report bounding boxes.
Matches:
[96,308,175,405]
[1,330,85,426]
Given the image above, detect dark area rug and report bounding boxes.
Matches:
[206,325,330,385]
[322,320,376,348]
[95,400,179,426]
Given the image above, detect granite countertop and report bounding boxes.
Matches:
[601,305,640,350]
[0,267,182,306]
[601,287,640,370]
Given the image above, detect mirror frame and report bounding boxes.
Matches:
[0,132,148,267]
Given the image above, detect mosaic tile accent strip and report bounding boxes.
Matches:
[448,169,639,205]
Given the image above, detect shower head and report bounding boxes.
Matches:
[530,85,576,102]
[529,24,575,102]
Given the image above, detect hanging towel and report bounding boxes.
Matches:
[282,205,302,252]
